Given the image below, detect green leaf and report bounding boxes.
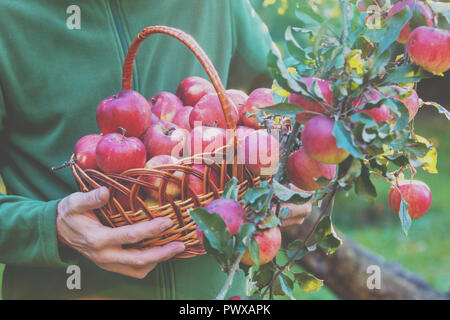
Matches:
[286,239,314,261]
[294,272,323,292]
[260,103,304,117]
[273,180,312,204]
[242,180,271,213]
[332,120,363,159]
[383,64,433,84]
[422,101,450,121]
[280,207,291,218]
[234,223,256,253]
[248,237,260,266]
[267,46,302,93]
[384,155,410,167]
[398,195,411,237]
[279,274,296,300]
[263,214,281,229]
[385,97,410,131]
[315,216,342,255]
[222,177,239,201]
[252,263,275,289]
[189,207,229,253]
[355,163,377,201]
[295,6,323,28]
[377,6,413,55]
[349,112,378,128]
[338,157,362,186]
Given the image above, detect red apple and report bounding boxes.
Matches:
[143,121,188,158]
[176,76,215,106]
[74,134,103,170]
[228,296,242,300]
[190,93,239,129]
[288,77,334,115]
[151,113,160,124]
[240,227,281,266]
[301,116,349,165]
[186,125,227,156]
[95,133,146,174]
[196,198,246,242]
[408,27,450,74]
[236,126,256,142]
[287,149,336,191]
[241,88,275,129]
[187,164,220,196]
[237,129,280,177]
[388,180,432,220]
[387,0,433,44]
[172,106,193,131]
[353,89,390,124]
[144,155,182,200]
[391,86,420,120]
[226,89,249,121]
[96,90,151,138]
[150,92,184,123]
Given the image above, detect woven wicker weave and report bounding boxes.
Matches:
[70,26,266,258]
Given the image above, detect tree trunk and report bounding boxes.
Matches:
[284,208,448,300]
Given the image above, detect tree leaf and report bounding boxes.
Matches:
[422,101,450,121]
[248,237,260,266]
[377,6,413,55]
[355,163,377,201]
[294,272,324,292]
[398,196,411,237]
[260,103,304,117]
[286,239,315,261]
[222,177,239,201]
[315,216,342,255]
[273,180,312,204]
[383,64,433,84]
[332,120,363,159]
[234,223,256,253]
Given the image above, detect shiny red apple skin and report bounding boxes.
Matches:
[301,116,349,165]
[287,149,336,191]
[241,88,275,129]
[150,91,184,123]
[240,227,281,266]
[172,106,193,131]
[353,89,390,124]
[143,121,188,158]
[95,133,146,174]
[187,164,220,196]
[186,126,227,156]
[196,198,246,242]
[387,0,433,44]
[391,86,420,120]
[176,76,215,107]
[189,93,239,129]
[407,27,450,74]
[388,180,432,220]
[144,155,182,200]
[74,134,103,170]
[288,77,334,115]
[96,90,152,138]
[236,126,256,142]
[226,89,249,121]
[238,129,280,177]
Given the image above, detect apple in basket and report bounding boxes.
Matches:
[176,76,215,107]
[186,164,219,197]
[150,91,184,123]
[95,132,146,174]
[189,93,239,129]
[96,90,152,138]
[186,125,227,156]
[172,106,194,131]
[143,121,188,158]
[74,134,103,170]
[240,88,275,129]
[144,155,183,200]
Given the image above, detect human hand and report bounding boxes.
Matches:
[56,186,185,279]
[277,184,312,228]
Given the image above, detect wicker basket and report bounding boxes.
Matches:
[70,26,267,258]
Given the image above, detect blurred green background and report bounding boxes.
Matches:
[0,0,448,300]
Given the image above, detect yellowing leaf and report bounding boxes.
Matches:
[271,83,290,97]
[287,67,297,74]
[416,135,438,174]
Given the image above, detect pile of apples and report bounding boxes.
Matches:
[74,76,280,208]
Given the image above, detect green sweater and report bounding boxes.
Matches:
[0,0,272,299]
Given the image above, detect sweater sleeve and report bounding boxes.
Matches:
[0,90,76,268]
[228,0,274,90]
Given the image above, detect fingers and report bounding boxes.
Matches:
[275,202,312,220]
[104,217,175,246]
[281,217,305,227]
[64,187,110,214]
[101,242,185,266]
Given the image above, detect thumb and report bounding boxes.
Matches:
[67,187,110,213]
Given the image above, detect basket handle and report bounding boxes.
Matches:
[122,26,236,129]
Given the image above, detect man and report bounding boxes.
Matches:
[0,0,310,299]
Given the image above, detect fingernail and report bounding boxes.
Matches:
[160,219,173,231]
[95,189,101,202]
[170,242,185,252]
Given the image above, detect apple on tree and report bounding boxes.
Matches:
[353,89,390,124]
[301,115,349,165]
[96,90,152,138]
[389,180,432,220]
[95,132,146,174]
[391,86,420,120]
[240,227,281,266]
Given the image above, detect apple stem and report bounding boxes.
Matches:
[51,159,77,171]
[163,126,176,136]
[215,237,250,300]
[118,126,127,140]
